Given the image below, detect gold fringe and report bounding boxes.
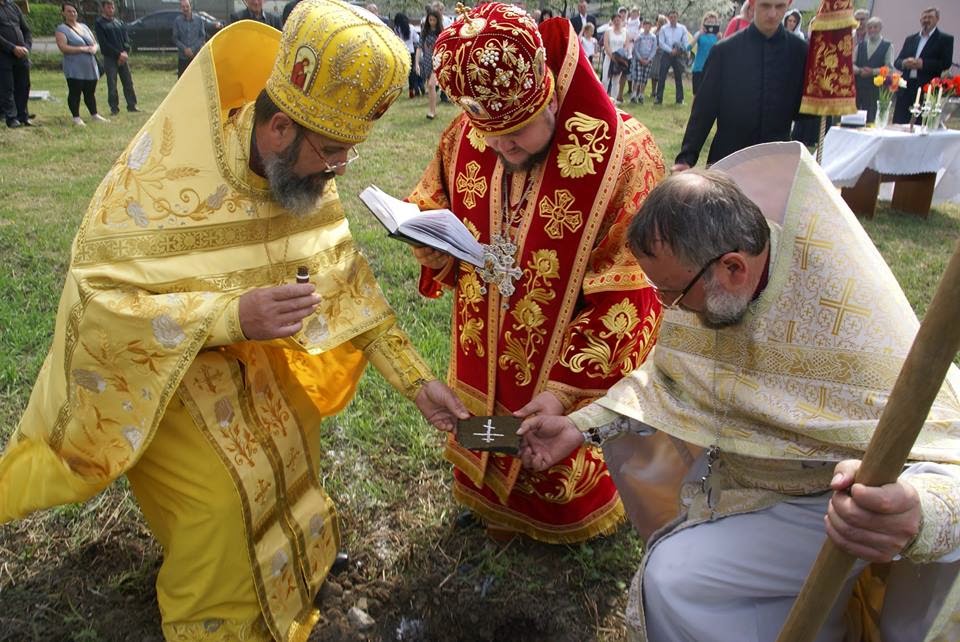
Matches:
[288,606,322,642]
[800,96,858,116]
[452,480,625,544]
[443,434,489,488]
[809,14,858,31]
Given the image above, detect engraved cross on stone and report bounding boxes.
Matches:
[473,418,505,444]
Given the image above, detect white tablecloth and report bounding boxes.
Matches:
[820,127,960,204]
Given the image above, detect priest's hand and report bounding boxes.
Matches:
[824,459,922,563]
[411,245,453,270]
[414,380,470,432]
[513,391,565,418]
[238,283,319,340]
[671,162,691,173]
[517,415,584,471]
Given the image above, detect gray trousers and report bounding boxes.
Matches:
[102,55,136,112]
[640,493,959,641]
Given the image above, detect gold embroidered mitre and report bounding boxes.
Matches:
[433,2,554,135]
[265,0,409,143]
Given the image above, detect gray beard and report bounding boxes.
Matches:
[263,134,334,217]
[700,274,752,329]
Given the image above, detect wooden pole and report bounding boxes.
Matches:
[776,240,960,642]
[815,116,827,164]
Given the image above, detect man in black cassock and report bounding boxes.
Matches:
[672,0,807,171]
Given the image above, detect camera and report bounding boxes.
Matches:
[705,24,719,34]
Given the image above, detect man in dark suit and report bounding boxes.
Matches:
[0,0,31,128]
[229,0,282,29]
[893,6,953,124]
[569,0,596,35]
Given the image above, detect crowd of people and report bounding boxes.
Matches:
[2,0,953,129]
[1,0,959,641]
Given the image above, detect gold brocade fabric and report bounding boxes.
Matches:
[584,144,960,465]
[573,141,960,641]
[0,21,429,640]
[265,0,410,144]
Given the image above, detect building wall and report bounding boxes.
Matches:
[869,0,958,73]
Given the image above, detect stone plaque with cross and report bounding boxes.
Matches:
[455,416,522,454]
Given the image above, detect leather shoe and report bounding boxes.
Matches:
[6,119,20,128]
[19,119,32,127]
[128,107,141,113]
[110,109,120,116]
[454,509,480,530]
[330,550,349,575]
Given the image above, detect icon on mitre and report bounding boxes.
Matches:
[290,46,318,93]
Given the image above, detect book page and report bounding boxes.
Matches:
[358,186,426,232]
[358,185,487,267]
[401,211,486,267]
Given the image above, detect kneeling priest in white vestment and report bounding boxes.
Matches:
[519,142,960,642]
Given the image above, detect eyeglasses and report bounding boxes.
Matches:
[654,253,728,310]
[302,135,360,172]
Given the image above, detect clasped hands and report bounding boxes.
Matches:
[901,56,923,71]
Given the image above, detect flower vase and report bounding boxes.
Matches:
[940,97,960,129]
[875,100,891,129]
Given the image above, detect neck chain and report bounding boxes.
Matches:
[244,121,293,286]
[502,170,534,231]
[700,329,746,517]
[478,169,535,309]
[264,218,292,285]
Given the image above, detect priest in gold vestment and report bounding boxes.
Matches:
[520,143,960,641]
[0,1,469,639]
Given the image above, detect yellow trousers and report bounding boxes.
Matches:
[128,394,326,640]
[127,395,277,639]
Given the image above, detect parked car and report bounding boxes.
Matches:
[127,10,223,52]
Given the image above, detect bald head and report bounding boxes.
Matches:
[628,169,769,266]
[630,170,772,327]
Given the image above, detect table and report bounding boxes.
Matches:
[820,126,960,218]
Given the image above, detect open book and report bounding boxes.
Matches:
[358,186,486,268]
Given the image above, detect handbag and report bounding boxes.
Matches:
[610,49,630,75]
[67,23,104,77]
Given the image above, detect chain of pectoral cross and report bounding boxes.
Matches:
[701,329,748,515]
[502,170,535,231]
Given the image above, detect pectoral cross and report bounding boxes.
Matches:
[473,418,505,444]
[479,233,523,308]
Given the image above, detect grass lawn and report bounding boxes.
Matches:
[0,62,958,641]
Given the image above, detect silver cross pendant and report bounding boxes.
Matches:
[479,233,522,308]
[699,445,721,511]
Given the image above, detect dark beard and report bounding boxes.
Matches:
[263,131,335,216]
[496,145,551,173]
